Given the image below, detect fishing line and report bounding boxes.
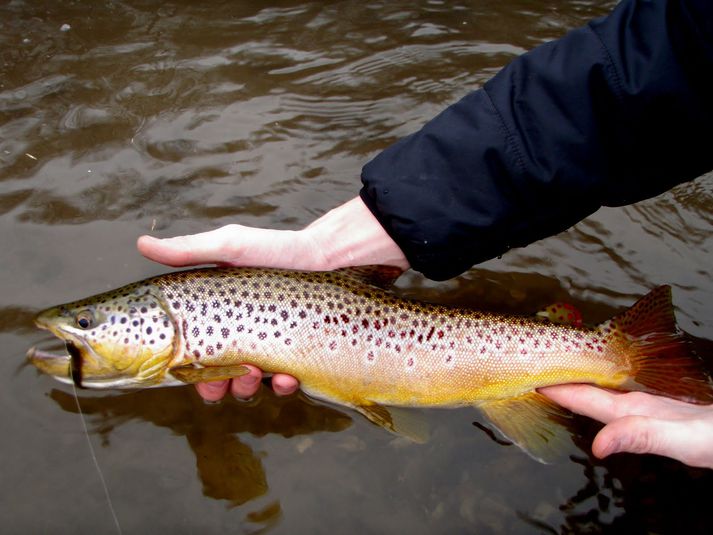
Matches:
[70,381,123,535]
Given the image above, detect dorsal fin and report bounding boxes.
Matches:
[336,265,404,289]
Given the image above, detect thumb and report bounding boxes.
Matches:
[592,416,685,462]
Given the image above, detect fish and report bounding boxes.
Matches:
[27,266,713,462]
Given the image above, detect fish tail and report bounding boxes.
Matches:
[604,285,713,404]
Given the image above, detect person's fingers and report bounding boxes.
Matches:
[195,380,230,402]
[539,384,621,423]
[594,415,713,468]
[137,229,235,267]
[272,373,300,396]
[138,226,315,269]
[229,364,263,399]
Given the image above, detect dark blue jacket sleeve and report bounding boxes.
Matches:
[360,0,713,280]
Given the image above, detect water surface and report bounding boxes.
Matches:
[2,1,713,533]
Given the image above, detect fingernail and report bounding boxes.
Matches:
[274,385,293,396]
[202,398,221,405]
[233,395,254,403]
[239,374,259,386]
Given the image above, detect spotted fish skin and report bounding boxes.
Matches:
[153,267,634,407]
[30,267,713,460]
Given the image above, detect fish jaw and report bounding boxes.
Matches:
[26,345,73,385]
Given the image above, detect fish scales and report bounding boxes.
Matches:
[154,268,625,407]
[29,266,713,462]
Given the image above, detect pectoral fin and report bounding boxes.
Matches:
[356,404,430,444]
[169,364,251,384]
[477,392,574,464]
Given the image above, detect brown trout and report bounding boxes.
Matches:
[28,266,713,462]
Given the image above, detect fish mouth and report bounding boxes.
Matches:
[26,341,75,385]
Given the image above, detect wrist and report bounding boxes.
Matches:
[302,197,409,271]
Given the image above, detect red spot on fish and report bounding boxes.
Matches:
[426,327,435,341]
[407,357,414,367]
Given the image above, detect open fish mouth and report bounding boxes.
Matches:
[26,339,79,386]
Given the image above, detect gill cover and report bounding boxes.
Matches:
[32,283,177,388]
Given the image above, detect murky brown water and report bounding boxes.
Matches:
[3,1,713,532]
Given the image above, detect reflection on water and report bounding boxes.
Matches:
[3,0,713,533]
[51,387,351,507]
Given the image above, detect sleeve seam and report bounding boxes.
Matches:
[587,23,625,104]
[481,85,526,175]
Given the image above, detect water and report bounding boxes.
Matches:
[2,0,713,532]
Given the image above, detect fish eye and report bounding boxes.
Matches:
[75,310,94,329]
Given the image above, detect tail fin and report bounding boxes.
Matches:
[605,285,713,404]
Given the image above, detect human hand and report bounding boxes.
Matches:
[137,196,408,401]
[540,384,713,469]
[195,365,300,402]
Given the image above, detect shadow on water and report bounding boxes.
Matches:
[49,386,351,507]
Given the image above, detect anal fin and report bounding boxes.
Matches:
[478,392,575,464]
[356,404,430,444]
[169,364,250,384]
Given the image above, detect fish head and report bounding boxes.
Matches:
[28,283,177,388]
